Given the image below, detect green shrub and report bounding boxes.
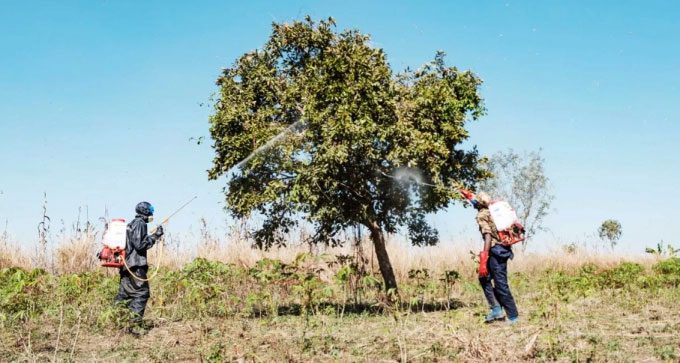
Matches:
[600,262,643,289]
[0,267,52,323]
[545,266,600,300]
[153,258,248,319]
[650,258,680,287]
[544,262,646,300]
[653,257,680,275]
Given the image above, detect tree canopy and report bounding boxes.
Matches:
[480,149,553,246]
[598,219,622,249]
[208,17,489,291]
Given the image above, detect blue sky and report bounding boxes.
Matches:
[1,1,678,253]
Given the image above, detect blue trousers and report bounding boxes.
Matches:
[479,244,518,319]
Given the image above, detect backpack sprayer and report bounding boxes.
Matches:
[98,218,128,268]
[98,197,197,275]
[460,189,526,246]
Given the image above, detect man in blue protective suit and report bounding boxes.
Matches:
[473,192,519,324]
[114,201,163,333]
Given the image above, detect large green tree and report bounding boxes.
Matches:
[208,17,488,292]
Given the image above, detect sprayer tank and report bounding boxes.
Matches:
[102,219,126,249]
[489,201,519,231]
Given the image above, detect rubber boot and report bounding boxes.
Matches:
[484,305,505,323]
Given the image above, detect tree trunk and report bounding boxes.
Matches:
[365,220,398,292]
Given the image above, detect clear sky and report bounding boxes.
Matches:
[1,0,678,253]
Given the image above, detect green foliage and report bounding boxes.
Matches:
[287,253,335,314]
[208,16,490,290]
[655,345,676,361]
[653,257,680,275]
[599,262,643,289]
[97,303,137,330]
[0,267,52,323]
[207,342,226,363]
[331,254,368,306]
[408,268,430,280]
[361,274,382,290]
[3,257,680,361]
[546,262,646,300]
[598,219,623,249]
[646,241,678,258]
[546,265,594,301]
[650,258,680,287]
[155,258,248,319]
[442,270,460,285]
[5,253,680,361]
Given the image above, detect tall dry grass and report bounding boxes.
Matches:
[0,228,30,269]
[0,215,654,278]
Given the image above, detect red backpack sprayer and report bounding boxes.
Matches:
[98,218,128,268]
[460,189,525,245]
[98,197,197,279]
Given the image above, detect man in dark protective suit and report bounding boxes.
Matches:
[114,201,163,334]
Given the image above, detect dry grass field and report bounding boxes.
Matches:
[1,227,679,362]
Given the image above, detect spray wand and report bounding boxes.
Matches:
[123,196,197,282]
[148,196,197,234]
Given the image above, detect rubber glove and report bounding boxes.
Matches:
[479,250,489,277]
[154,225,164,239]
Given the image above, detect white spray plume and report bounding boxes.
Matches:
[230,120,307,172]
[381,167,436,187]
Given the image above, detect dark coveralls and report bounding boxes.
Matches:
[114,215,158,321]
[477,208,519,319]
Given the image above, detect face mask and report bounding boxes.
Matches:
[148,216,154,223]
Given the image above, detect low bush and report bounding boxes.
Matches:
[653,257,680,275]
[600,262,644,289]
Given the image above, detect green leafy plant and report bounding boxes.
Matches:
[653,257,680,275]
[441,270,460,309]
[287,254,333,315]
[600,262,643,289]
[0,267,51,324]
[651,257,680,287]
[331,254,361,316]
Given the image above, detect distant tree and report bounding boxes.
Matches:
[479,149,553,246]
[598,219,622,249]
[208,17,490,292]
[645,241,678,258]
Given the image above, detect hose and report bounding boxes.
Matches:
[122,237,164,282]
[121,196,197,282]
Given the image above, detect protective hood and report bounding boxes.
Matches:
[135,202,154,217]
